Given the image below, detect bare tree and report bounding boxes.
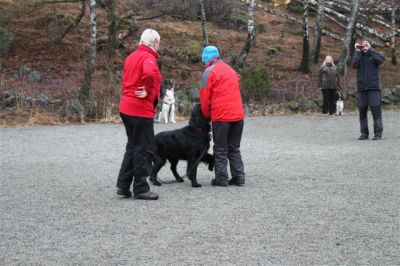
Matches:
[299,0,310,73]
[337,0,360,76]
[55,0,85,44]
[239,0,256,65]
[104,0,118,91]
[311,0,325,64]
[199,0,209,47]
[391,0,397,65]
[79,0,97,101]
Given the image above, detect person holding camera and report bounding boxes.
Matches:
[318,55,339,115]
[351,38,385,140]
[116,29,162,200]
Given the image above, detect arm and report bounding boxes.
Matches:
[199,69,214,120]
[141,58,160,103]
[317,67,323,88]
[369,48,385,65]
[351,51,362,69]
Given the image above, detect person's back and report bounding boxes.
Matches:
[120,44,161,118]
[200,60,244,122]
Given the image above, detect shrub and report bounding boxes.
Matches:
[256,23,268,34]
[240,66,271,102]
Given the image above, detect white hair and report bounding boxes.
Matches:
[139,29,160,48]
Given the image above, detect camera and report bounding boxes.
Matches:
[356,44,363,49]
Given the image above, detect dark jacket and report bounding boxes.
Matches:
[318,64,339,90]
[351,48,385,91]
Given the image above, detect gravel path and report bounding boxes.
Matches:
[1,112,399,265]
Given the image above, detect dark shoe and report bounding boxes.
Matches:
[134,191,159,200]
[358,134,368,140]
[372,135,382,140]
[211,179,227,187]
[116,188,132,198]
[228,178,245,186]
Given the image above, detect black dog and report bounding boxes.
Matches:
[150,104,214,187]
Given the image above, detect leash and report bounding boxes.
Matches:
[155,146,209,184]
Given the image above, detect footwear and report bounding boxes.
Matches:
[133,191,159,200]
[358,134,368,140]
[211,179,227,187]
[116,188,132,198]
[228,178,245,186]
[372,135,382,140]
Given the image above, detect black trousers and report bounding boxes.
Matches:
[322,89,337,115]
[116,113,154,194]
[357,90,383,137]
[212,121,245,183]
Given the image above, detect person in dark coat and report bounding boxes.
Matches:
[199,46,245,187]
[116,29,162,200]
[318,55,339,115]
[351,38,385,140]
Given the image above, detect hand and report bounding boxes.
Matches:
[135,86,147,98]
[355,43,361,52]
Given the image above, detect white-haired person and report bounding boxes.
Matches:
[116,29,161,200]
[318,55,340,115]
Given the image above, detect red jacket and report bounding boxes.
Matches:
[119,44,162,118]
[199,60,244,122]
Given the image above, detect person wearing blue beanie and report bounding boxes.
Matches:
[201,46,220,63]
[199,45,245,187]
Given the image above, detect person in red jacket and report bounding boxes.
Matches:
[116,29,161,200]
[199,45,245,186]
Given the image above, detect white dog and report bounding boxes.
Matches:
[158,87,176,123]
[336,92,344,116]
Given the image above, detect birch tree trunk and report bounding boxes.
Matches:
[391,0,397,65]
[199,0,208,47]
[105,0,118,92]
[311,0,325,64]
[239,0,256,65]
[80,0,97,101]
[299,0,310,73]
[337,0,359,76]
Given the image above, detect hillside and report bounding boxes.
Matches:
[0,0,399,126]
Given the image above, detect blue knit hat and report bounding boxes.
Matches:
[201,46,220,63]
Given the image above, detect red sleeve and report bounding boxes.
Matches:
[200,71,213,120]
[141,58,160,103]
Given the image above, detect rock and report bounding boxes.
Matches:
[381,97,391,104]
[392,85,400,97]
[19,65,31,76]
[27,71,41,84]
[300,100,318,112]
[63,99,85,123]
[265,104,279,115]
[382,88,394,104]
[287,101,299,112]
[0,27,14,55]
[2,90,16,107]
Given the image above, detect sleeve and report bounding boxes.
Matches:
[351,51,362,69]
[199,69,213,120]
[369,49,385,66]
[317,67,323,88]
[141,58,160,103]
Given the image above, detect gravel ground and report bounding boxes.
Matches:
[1,112,399,265]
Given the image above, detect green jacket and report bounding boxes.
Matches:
[318,64,339,90]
